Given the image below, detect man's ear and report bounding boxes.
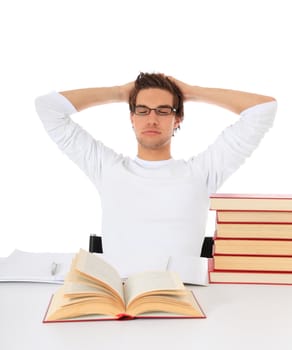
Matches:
[174,117,181,129]
[130,113,135,128]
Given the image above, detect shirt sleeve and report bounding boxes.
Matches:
[35,91,121,190]
[190,101,277,195]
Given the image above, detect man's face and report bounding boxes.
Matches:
[130,88,180,155]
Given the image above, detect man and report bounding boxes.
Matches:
[35,73,277,275]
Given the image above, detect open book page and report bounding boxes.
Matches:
[126,291,205,317]
[74,249,124,301]
[63,281,116,298]
[124,270,186,306]
[102,252,208,285]
[62,273,125,309]
[44,285,124,321]
[102,252,170,279]
[123,270,204,317]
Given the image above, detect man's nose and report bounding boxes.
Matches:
[147,110,159,122]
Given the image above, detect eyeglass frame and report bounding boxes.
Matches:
[132,104,177,117]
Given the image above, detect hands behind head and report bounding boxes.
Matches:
[166,76,194,101]
[118,81,135,102]
[119,75,195,103]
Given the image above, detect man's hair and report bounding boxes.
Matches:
[129,72,184,122]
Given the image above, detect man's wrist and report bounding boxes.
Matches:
[183,85,203,102]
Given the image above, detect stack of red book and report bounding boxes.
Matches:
[208,194,292,285]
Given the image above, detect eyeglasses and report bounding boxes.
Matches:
[133,105,177,117]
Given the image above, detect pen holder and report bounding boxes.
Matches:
[89,234,103,253]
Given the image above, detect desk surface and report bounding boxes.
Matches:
[0,282,291,350]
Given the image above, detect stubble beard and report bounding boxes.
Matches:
[136,134,172,151]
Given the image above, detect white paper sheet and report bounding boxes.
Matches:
[167,255,209,285]
[0,250,74,284]
[0,250,209,285]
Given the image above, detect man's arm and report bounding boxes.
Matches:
[60,82,134,112]
[177,78,278,194]
[171,78,276,114]
[35,87,129,189]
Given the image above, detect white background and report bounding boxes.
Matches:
[1,0,291,256]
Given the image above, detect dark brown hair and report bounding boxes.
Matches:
[129,72,184,122]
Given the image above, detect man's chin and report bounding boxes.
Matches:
[137,138,171,151]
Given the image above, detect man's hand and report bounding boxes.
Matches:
[167,76,198,101]
[118,81,134,102]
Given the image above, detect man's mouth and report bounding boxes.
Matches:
[142,130,161,135]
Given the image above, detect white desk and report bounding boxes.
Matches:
[0,282,291,350]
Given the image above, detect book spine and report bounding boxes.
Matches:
[213,255,292,272]
[215,222,292,239]
[216,210,292,224]
[213,238,292,256]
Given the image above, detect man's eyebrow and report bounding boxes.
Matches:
[135,104,173,108]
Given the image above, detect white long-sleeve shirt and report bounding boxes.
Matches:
[35,92,277,273]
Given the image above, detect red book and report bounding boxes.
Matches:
[208,258,292,285]
[43,292,206,323]
[210,193,292,211]
[215,222,292,239]
[213,238,292,256]
[209,269,292,285]
[213,255,292,272]
[216,210,292,224]
[43,249,206,323]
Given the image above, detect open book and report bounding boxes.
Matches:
[43,249,205,322]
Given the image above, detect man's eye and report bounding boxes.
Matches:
[136,108,148,114]
[157,108,170,115]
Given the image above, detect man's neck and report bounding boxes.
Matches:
[135,157,173,168]
[137,146,172,161]
[137,152,172,161]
